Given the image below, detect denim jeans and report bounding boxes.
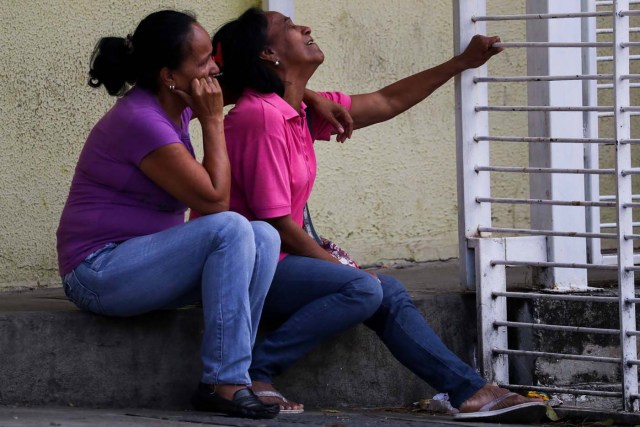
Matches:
[62,212,280,386]
[249,255,486,408]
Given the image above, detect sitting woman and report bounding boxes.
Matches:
[210,7,548,422]
[56,10,281,420]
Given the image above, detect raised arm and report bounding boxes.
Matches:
[140,77,231,214]
[349,35,502,130]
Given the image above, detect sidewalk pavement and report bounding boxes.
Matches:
[0,406,541,427]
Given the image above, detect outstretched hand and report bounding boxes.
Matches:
[174,76,224,124]
[457,34,503,70]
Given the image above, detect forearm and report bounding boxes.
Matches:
[267,216,340,263]
[201,120,231,210]
[351,56,466,129]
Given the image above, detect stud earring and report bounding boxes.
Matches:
[274,59,280,66]
[169,84,175,91]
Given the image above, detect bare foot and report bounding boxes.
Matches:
[459,384,543,413]
[251,381,304,412]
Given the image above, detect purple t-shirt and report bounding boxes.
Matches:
[56,87,193,276]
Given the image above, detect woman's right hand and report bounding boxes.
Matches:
[174,76,224,125]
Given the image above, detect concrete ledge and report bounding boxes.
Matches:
[0,262,481,409]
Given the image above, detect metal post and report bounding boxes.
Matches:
[262,0,295,19]
[474,238,509,383]
[526,0,589,290]
[613,0,639,411]
[583,0,603,265]
[454,0,491,289]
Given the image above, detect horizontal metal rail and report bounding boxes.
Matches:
[474,136,615,144]
[621,107,640,113]
[490,260,618,270]
[475,166,614,175]
[476,106,611,112]
[623,202,640,208]
[626,298,640,304]
[494,320,619,335]
[600,221,640,228]
[472,12,610,22]
[494,348,619,363]
[599,194,640,200]
[597,27,640,34]
[478,226,616,239]
[597,55,640,62]
[492,291,618,303]
[619,10,640,17]
[475,74,612,83]
[502,383,622,398]
[596,0,640,5]
[493,42,611,48]
[621,139,640,144]
[622,168,640,176]
[598,83,640,89]
[476,197,616,207]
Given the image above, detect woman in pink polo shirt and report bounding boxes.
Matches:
[211,7,547,422]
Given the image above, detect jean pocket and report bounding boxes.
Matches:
[63,271,105,315]
[82,243,117,272]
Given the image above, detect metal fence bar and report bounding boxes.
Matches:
[475,136,615,144]
[475,166,615,174]
[491,260,618,270]
[475,74,612,83]
[598,83,640,88]
[494,348,620,363]
[494,320,619,335]
[493,291,618,303]
[597,27,640,33]
[478,226,616,239]
[494,42,611,48]
[476,106,612,112]
[476,197,616,207]
[613,0,639,410]
[473,11,610,21]
[598,55,640,61]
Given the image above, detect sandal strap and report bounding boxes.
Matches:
[479,392,519,412]
[253,390,289,403]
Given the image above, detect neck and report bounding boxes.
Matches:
[274,66,314,113]
[155,89,186,128]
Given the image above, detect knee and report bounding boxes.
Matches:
[347,272,384,315]
[198,211,253,246]
[250,221,281,255]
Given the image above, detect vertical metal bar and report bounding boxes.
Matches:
[454,0,491,289]
[583,0,603,265]
[474,238,509,383]
[262,0,295,19]
[526,0,589,290]
[613,0,639,411]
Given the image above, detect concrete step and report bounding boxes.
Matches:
[0,261,480,410]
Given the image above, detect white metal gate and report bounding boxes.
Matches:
[455,0,640,411]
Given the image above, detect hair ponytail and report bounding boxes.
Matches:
[88,37,135,96]
[88,10,196,97]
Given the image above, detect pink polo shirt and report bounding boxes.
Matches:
[225,89,351,260]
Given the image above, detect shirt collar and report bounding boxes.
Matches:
[245,89,306,121]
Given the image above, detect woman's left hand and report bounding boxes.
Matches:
[457,34,504,70]
[306,93,354,143]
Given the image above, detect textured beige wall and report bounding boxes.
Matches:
[0,1,529,290]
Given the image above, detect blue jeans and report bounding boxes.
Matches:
[62,212,280,386]
[249,255,486,408]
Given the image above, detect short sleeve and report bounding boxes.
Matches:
[123,113,183,166]
[308,91,352,141]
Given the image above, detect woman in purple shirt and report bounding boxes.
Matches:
[212,7,547,422]
[56,10,280,419]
